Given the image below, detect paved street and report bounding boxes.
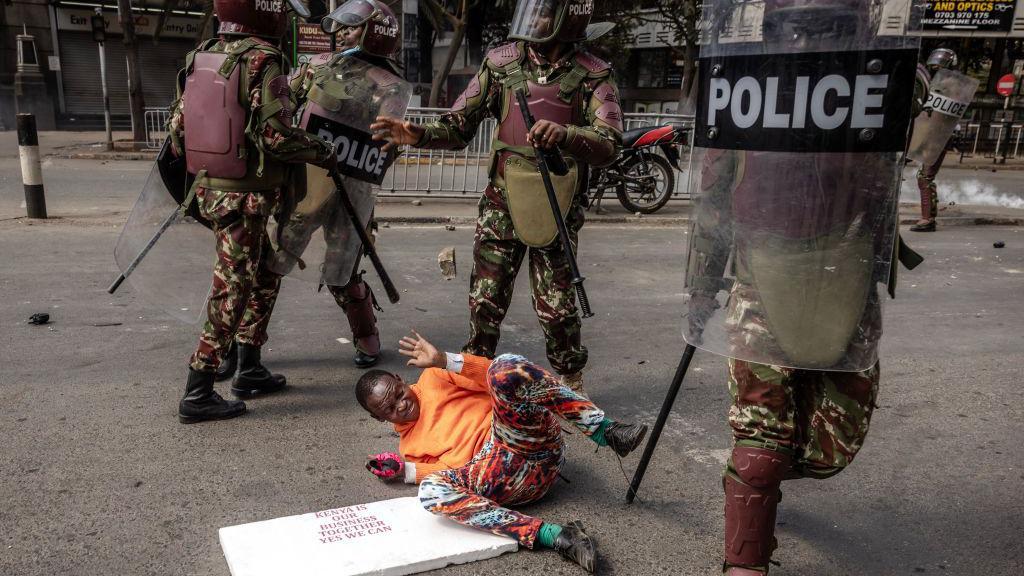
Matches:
[1,156,1023,576]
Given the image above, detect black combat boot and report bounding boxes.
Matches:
[231,343,287,398]
[179,368,246,424]
[604,422,648,457]
[553,521,597,573]
[215,341,238,382]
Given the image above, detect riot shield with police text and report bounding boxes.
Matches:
[113,161,214,323]
[268,55,411,287]
[907,68,978,167]
[683,0,921,371]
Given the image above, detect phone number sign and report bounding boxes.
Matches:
[922,1,1018,32]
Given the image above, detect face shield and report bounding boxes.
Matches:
[509,0,561,43]
[322,0,379,35]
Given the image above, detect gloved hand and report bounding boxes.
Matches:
[366,452,404,481]
[686,292,720,345]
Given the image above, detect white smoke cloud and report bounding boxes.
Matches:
[900,166,1024,209]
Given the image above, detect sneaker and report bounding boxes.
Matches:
[604,422,648,457]
[552,521,596,573]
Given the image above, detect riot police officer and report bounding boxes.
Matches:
[912,47,959,233]
[168,0,335,423]
[372,0,622,394]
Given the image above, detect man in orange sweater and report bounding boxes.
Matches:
[355,331,647,573]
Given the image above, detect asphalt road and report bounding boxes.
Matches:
[1,179,1023,576]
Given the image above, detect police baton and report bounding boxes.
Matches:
[107,206,180,294]
[514,89,594,318]
[328,170,400,304]
[626,343,697,503]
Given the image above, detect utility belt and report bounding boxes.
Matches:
[196,155,286,192]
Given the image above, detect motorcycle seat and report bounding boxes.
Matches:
[621,125,675,148]
[621,126,652,148]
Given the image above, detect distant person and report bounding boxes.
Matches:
[355,330,647,573]
[912,47,959,232]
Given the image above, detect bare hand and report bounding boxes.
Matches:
[398,330,444,369]
[371,116,425,152]
[527,120,567,150]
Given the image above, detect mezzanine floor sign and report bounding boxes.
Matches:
[922,1,1018,32]
[219,497,518,576]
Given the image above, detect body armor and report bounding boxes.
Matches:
[183,51,247,179]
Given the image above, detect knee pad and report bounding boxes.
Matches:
[730,446,791,489]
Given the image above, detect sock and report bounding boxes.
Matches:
[536,522,563,548]
[589,418,614,447]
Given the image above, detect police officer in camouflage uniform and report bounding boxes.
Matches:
[911,48,959,233]
[684,1,923,573]
[168,0,335,424]
[372,0,622,393]
[278,0,405,369]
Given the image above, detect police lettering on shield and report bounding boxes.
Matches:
[696,50,918,153]
[307,114,396,185]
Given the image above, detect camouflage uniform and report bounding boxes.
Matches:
[913,63,941,225]
[169,37,334,373]
[415,42,621,376]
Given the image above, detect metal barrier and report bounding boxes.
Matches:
[380,108,695,198]
[143,105,696,197]
[144,108,170,149]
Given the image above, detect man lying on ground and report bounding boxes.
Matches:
[355,330,648,573]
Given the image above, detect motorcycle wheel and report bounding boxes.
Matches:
[615,153,675,214]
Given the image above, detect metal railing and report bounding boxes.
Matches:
[380,108,694,198]
[143,105,696,197]
[959,121,1024,161]
[144,108,170,149]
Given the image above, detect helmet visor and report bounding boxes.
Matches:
[509,0,560,43]
[322,0,378,34]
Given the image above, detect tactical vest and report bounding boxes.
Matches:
[485,41,612,184]
[181,37,286,191]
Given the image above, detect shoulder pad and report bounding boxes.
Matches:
[575,51,611,76]
[367,66,403,89]
[486,42,524,69]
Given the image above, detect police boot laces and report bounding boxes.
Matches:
[553,521,596,573]
[604,422,648,458]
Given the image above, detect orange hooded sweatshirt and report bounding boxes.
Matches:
[394,354,494,483]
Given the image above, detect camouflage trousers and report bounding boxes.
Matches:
[727,358,880,479]
[463,186,587,376]
[189,187,283,372]
[916,147,947,220]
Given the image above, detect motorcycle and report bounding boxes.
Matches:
[588,123,688,214]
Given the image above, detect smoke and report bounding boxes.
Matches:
[938,179,1024,209]
[900,166,1024,209]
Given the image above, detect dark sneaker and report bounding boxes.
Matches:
[353,349,380,368]
[553,521,596,573]
[604,422,648,457]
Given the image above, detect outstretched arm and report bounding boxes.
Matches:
[398,330,491,390]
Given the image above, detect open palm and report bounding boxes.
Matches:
[398,330,444,368]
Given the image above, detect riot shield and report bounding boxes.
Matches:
[268,55,411,287]
[113,162,214,323]
[907,68,978,167]
[683,0,921,371]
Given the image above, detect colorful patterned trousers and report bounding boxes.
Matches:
[464,188,587,376]
[727,358,880,479]
[419,354,604,547]
[189,187,283,372]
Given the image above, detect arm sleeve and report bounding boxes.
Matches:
[445,354,492,393]
[411,461,450,484]
[560,76,622,168]
[250,59,334,165]
[416,65,496,151]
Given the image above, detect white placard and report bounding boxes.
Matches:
[47,55,60,71]
[219,497,517,576]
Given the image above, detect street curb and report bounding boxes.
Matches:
[47,152,158,161]
[376,215,690,226]
[379,215,1023,226]
[899,216,1023,226]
